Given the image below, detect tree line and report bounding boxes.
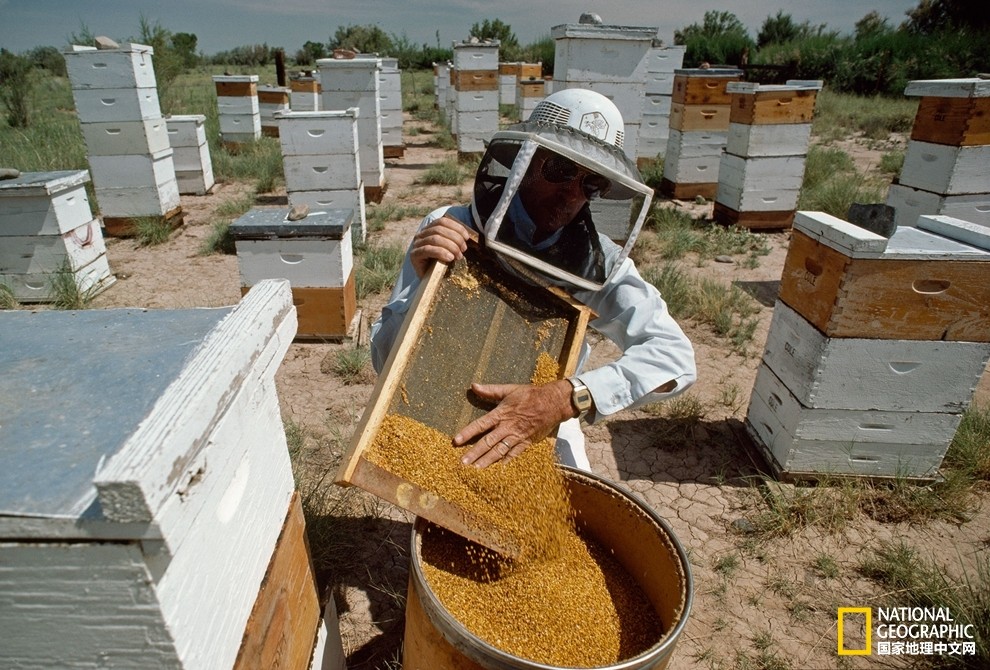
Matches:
[1,1,987,129]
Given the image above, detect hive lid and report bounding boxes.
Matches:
[904,78,990,98]
[551,24,659,40]
[674,67,744,78]
[230,207,353,239]
[0,307,231,525]
[0,170,90,196]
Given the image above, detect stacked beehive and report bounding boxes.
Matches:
[713,80,822,230]
[451,40,500,155]
[746,212,990,480]
[499,62,520,105]
[257,84,291,137]
[317,57,386,203]
[433,62,450,114]
[551,22,659,160]
[377,57,405,158]
[0,280,345,669]
[166,114,215,195]
[289,71,321,111]
[64,43,182,238]
[213,74,261,149]
[660,68,743,200]
[887,78,990,229]
[517,77,546,120]
[637,44,685,162]
[277,108,366,242]
[0,170,115,302]
[231,209,356,340]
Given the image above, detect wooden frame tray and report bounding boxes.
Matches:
[335,240,591,554]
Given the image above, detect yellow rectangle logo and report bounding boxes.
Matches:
[838,607,872,655]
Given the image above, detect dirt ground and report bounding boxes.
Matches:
[87,117,989,670]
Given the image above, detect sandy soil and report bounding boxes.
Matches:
[85,117,989,670]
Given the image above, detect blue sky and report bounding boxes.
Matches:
[1,0,919,55]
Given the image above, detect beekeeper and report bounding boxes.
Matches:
[370,88,697,471]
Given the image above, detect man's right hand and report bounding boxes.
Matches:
[410,216,471,278]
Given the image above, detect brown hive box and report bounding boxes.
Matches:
[335,240,591,554]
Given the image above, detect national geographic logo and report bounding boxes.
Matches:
[838,607,977,657]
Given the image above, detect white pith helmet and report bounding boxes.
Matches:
[528,88,625,150]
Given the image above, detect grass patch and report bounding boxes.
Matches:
[199,219,236,255]
[417,158,464,186]
[366,202,434,234]
[325,346,373,385]
[46,260,98,309]
[812,89,918,142]
[878,150,905,176]
[132,216,174,247]
[640,204,770,266]
[356,242,406,300]
[0,284,19,310]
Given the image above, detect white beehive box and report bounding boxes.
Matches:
[88,147,177,190]
[718,154,807,192]
[452,41,499,71]
[0,281,306,668]
[71,86,163,122]
[217,95,261,115]
[762,300,990,413]
[662,151,721,184]
[455,89,500,112]
[886,182,990,228]
[80,118,170,156]
[726,122,812,158]
[552,23,658,82]
[63,43,157,89]
[746,362,963,479]
[166,115,214,195]
[95,179,181,219]
[0,170,115,302]
[899,140,990,195]
[715,183,800,213]
[317,59,384,191]
[290,74,321,112]
[277,109,360,156]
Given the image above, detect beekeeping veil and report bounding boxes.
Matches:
[471,88,653,291]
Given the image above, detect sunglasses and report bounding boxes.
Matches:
[539,154,611,200]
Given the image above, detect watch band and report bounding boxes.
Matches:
[568,377,593,419]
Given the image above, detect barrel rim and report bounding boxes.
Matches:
[409,465,695,670]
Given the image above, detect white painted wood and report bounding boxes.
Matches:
[665,128,727,158]
[217,95,260,115]
[746,363,960,478]
[81,119,170,156]
[0,171,93,236]
[0,218,106,274]
[663,152,721,184]
[552,24,657,82]
[321,88,380,117]
[235,236,354,288]
[726,80,823,94]
[900,140,990,195]
[316,57,381,92]
[455,90,499,112]
[639,116,671,140]
[93,180,181,217]
[499,74,517,105]
[88,149,176,190]
[792,211,889,256]
[283,155,361,191]
[644,72,675,95]
[288,189,366,242]
[763,300,990,412]
[0,251,114,302]
[165,115,207,147]
[578,80,644,123]
[718,154,806,191]
[64,43,157,89]
[212,74,258,85]
[277,109,359,155]
[726,122,812,158]
[172,142,212,173]
[643,96,672,120]
[0,542,179,668]
[886,182,990,229]
[176,170,214,196]
[93,280,296,523]
[715,183,800,212]
[71,86,162,122]
[903,77,990,98]
[640,45,685,73]
[218,112,261,136]
[452,44,499,71]
[455,109,499,135]
[916,214,990,250]
[311,595,348,670]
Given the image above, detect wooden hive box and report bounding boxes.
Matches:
[335,241,592,554]
[0,281,325,669]
[778,212,990,341]
[898,140,990,195]
[454,69,499,91]
[213,74,259,97]
[668,102,732,132]
[452,42,500,71]
[0,170,116,302]
[726,80,822,126]
[671,68,743,105]
[231,208,356,340]
[905,77,990,147]
[885,182,990,229]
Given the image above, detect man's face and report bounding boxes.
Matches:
[518,150,610,236]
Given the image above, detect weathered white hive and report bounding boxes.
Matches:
[637,44,685,160]
[887,78,990,229]
[452,40,500,154]
[258,84,291,137]
[64,43,181,236]
[746,212,990,479]
[0,170,115,302]
[213,74,261,147]
[231,208,357,340]
[289,72,321,111]
[516,76,546,119]
[0,280,342,669]
[276,108,366,241]
[376,57,405,157]
[165,114,215,195]
[552,22,664,160]
[660,67,743,199]
[714,80,822,229]
[317,57,386,202]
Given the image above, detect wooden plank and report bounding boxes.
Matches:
[233,492,321,670]
[215,81,257,97]
[729,89,818,125]
[669,102,732,132]
[335,240,591,555]
[672,75,740,105]
[911,96,990,146]
[454,70,499,91]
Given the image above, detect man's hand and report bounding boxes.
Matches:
[454,379,576,468]
[410,216,471,278]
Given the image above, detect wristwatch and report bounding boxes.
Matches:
[568,377,593,419]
